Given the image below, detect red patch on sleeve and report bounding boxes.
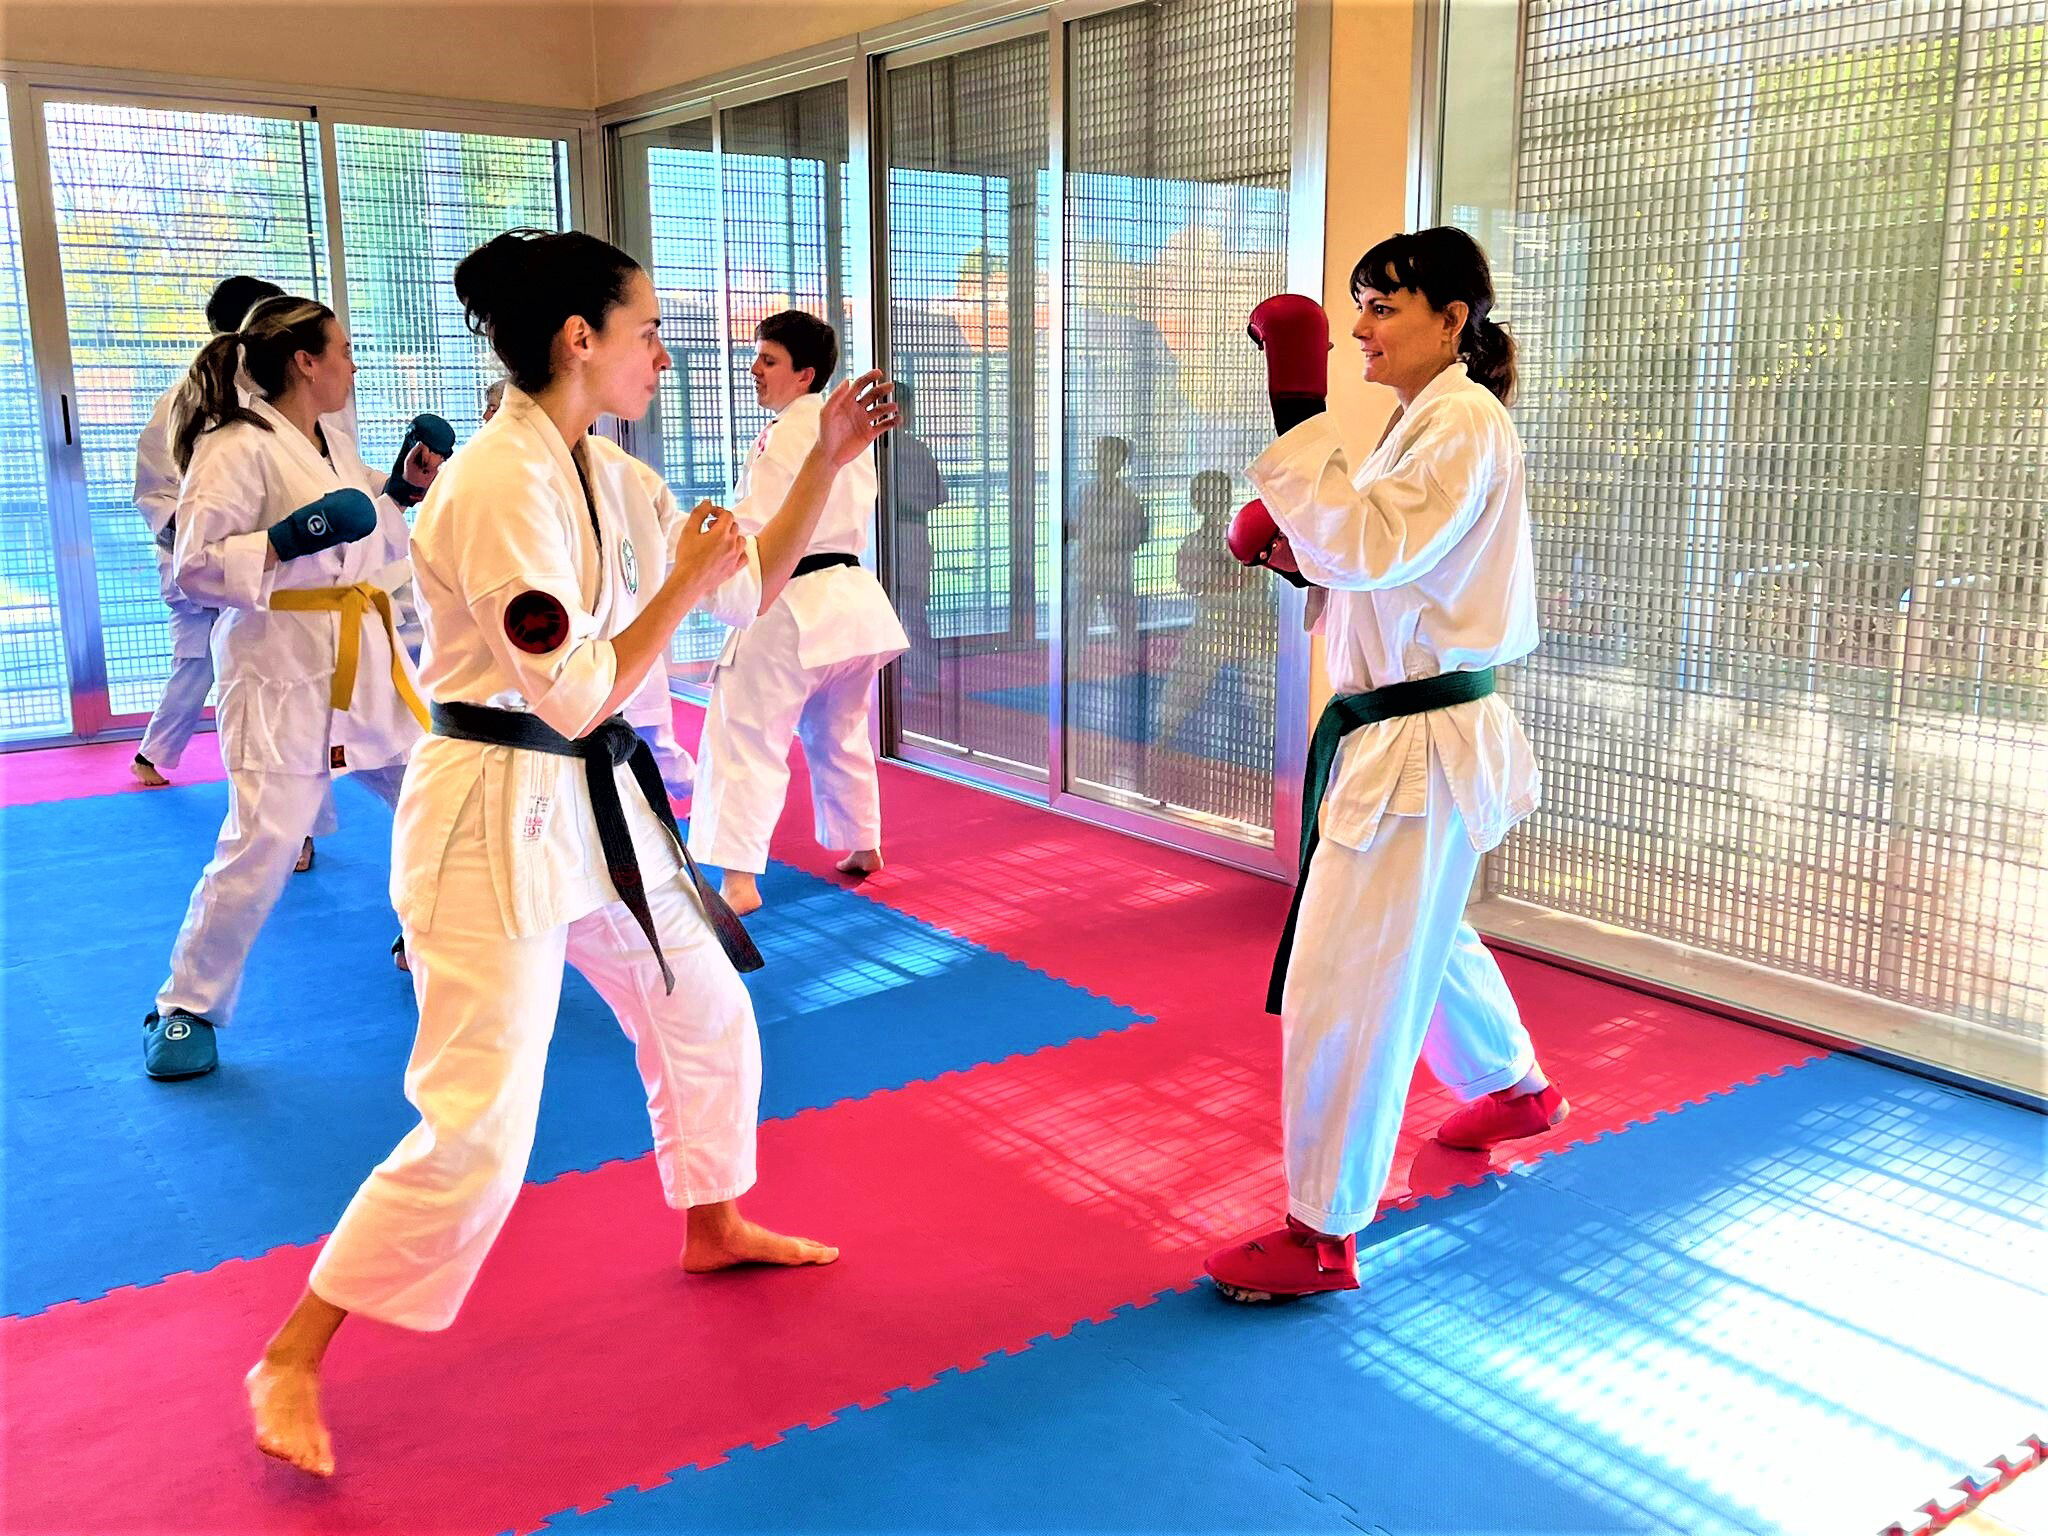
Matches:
[504,590,571,655]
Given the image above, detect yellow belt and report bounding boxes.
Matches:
[268,583,428,729]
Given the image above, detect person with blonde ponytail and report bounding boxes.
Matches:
[1206,227,1565,1303]
[131,277,286,791]
[141,294,444,1082]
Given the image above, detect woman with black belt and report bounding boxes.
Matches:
[1208,227,1568,1302]
[247,229,897,1474]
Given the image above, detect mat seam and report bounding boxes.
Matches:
[1878,1432,2046,1536]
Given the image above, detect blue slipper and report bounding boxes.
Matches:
[143,1009,218,1080]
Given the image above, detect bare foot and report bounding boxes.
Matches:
[246,1357,335,1478]
[131,755,170,788]
[681,1212,838,1274]
[721,871,763,917]
[835,849,883,878]
[294,838,315,874]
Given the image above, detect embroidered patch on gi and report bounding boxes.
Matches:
[621,537,639,595]
[330,745,347,770]
[521,794,551,843]
[504,590,571,654]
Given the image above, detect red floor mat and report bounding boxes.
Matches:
[0,734,225,806]
[2,943,1818,1535]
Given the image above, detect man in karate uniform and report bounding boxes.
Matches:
[687,310,908,915]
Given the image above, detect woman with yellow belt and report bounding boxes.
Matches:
[143,294,441,1081]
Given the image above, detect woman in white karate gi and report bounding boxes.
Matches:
[687,309,908,916]
[246,230,898,1478]
[143,295,435,1081]
[131,276,286,789]
[1205,227,1569,1302]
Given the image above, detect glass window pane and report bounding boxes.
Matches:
[42,101,329,717]
[883,34,1054,777]
[1063,0,1291,840]
[335,124,571,470]
[1439,0,2048,1044]
[0,93,72,739]
[619,115,740,679]
[721,84,854,469]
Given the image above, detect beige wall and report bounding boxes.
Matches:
[593,0,923,107]
[1,0,598,110]
[1310,0,1416,709]
[1319,0,1414,462]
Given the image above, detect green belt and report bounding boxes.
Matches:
[1265,667,1498,1014]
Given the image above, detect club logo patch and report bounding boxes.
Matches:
[331,745,347,770]
[621,537,639,595]
[505,590,571,654]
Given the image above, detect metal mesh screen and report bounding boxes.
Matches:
[1445,0,2047,1038]
[334,124,570,475]
[0,94,71,739]
[721,84,854,466]
[41,101,329,717]
[883,34,1053,776]
[1063,0,1290,839]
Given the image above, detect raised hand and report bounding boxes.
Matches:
[816,369,900,468]
[386,413,456,507]
[671,501,746,591]
[1247,295,1332,400]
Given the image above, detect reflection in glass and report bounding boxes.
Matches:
[43,102,330,716]
[1062,0,1293,839]
[883,35,1053,776]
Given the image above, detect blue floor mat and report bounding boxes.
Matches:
[535,1053,2047,1536]
[0,779,1142,1316]
[538,1319,1374,1535]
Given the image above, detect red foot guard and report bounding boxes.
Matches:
[1437,1082,1570,1151]
[1204,1216,1359,1304]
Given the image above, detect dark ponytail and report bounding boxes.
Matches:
[172,294,336,471]
[1349,225,1517,405]
[454,228,642,394]
[1459,313,1516,405]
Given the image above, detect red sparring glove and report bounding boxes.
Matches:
[1227,497,1282,566]
[1247,294,1331,399]
[1226,497,1310,589]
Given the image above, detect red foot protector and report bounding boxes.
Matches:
[1437,1081,1570,1149]
[5,969,1820,1536]
[1205,1216,1359,1303]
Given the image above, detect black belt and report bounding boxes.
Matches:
[792,552,860,578]
[430,701,763,990]
[1266,669,1497,1014]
